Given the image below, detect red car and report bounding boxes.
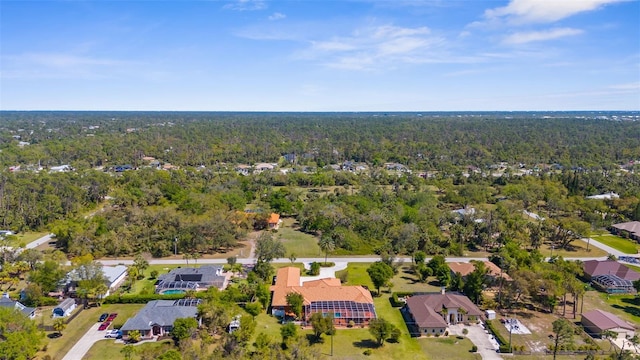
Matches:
[106,313,118,321]
[98,321,111,331]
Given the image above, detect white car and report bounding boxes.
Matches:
[105,330,121,338]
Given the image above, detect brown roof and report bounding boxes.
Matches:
[583,260,640,281]
[611,221,640,236]
[448,261,511,280]
[406,292,483,328]
[270,267,373,308]
[582,309,635,332]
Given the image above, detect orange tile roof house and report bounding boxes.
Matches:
[270,267,376,326]
[267,213,281,229]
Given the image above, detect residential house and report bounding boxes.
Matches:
[235,164,251,176]
[583,260,640,282]
[64,265,128,298]
[254,163,275,173]
[270,267,376,327]
[52,298,77,317]
[120,299,201,339]
[155,266,228,294]
[0,293,35,319]
[581,309,635,339]
[447,261,511,285]
[610,221,640,242]
[267,213,281,230]
[403,291,483,336]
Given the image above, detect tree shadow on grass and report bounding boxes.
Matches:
[401,275,419,284]
[621,297,640,306]
[611,304,640,318]
[353,339,380,349]
[305,334,324,345]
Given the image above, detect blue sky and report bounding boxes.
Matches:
[1,0,639,111]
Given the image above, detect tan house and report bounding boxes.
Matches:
[448,261,511,284]
[403,292,483,336]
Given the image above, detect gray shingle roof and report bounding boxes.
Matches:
[0,296,35,317]
[120,300,200,332]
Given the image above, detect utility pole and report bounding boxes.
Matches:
[174,237,177,256]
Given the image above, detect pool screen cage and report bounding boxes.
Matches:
[305,301,377,320]
[592,274,635,294]
[155,281,199,293]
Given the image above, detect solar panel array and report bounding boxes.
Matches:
[306,301,377,319]
[174,298,202,307]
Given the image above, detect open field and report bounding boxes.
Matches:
[38,303,144,360]
[590,234,640,254]
[275,217,322,258]
[538,239,607,258]
[337,262,447,294]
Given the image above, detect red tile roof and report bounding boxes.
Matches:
[268,213,280,225]
[448,261,511,281]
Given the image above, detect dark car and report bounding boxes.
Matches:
[99,313,109,322]
[98,321,111,331]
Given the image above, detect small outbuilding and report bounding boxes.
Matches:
[582,310,635,339]
[52,298,76,317]
[485,310,496,320]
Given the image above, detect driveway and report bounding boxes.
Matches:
[448,324,502,360]
[61,323,111,360]
[300,261,348,284]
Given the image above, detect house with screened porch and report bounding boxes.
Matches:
[270,267,376,327]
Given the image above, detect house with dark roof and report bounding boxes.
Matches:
[403,291,483,336]
[120,299,201,339]
[155,266,228,294]
[582,260,640,282]
[0,293,35,319]
[448,261,511,285]
[270,267,376,327]
[610,221,640,242]
[581,309,635,339]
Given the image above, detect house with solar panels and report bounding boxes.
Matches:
[120,298,201,340]
[269,267,376,327]
[155,266,228,295]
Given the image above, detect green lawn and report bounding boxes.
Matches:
[624,263,640,272]
[417,336,481,360]
[83,339,175,360]
[3,231,49,247]
[336,263,441,295]
[275,218,322,258]
[590,234,640,254]
[39,303,144,360]
[336,263,374,289]
[538,239,607,258]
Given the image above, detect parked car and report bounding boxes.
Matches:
[106,313,118,321]
[98,321,111,331]
[98,313,109,322]
[105,329,122,338]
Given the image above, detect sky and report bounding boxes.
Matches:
[1,0,639,111]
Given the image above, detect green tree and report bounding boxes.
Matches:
[172,317,198,345]
[369,318,396,346]
[551,318,574,360]
[280,322,297,344]
[463,261,489,304]
[29,260,66,293]
[0,307,44,360]
[318,235,335,265]
[413,250,426,265]
[53,318,66,336]
[286,292,304,320]
[367,262,394,296]
[309,312,335,340]
[133,254,149,279]
[255,232,286,263]
[128,330,141,343]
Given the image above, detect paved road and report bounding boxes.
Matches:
[61,322,110,360]
[582,237,626,258]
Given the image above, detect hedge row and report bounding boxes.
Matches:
[103,293,186,304]
[485,320,511,353]
[391,292,415,307]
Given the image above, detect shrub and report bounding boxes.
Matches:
[150,270,159,279]
[348,320,355,328]
[308,262,320,276]
[103,293,185,304]
[470,345,477,352]
[320,262,335,267]
[462,328,468,335]
[363,349,372,356]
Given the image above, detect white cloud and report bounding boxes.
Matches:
[223,0,266,11]
[503,28,583,44]
[609,82,640,90]
[485,0,626,24]
[268,12,286,21]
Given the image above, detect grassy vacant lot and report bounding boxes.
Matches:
[275,218,322,258]
[590,234,640,254]
[39,303,144,360]
[417,336,481,360]
[538,239,607,258]
[337,263,441,294]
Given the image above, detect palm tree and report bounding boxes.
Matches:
[53,318,66,336]
[318,235,335,265]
